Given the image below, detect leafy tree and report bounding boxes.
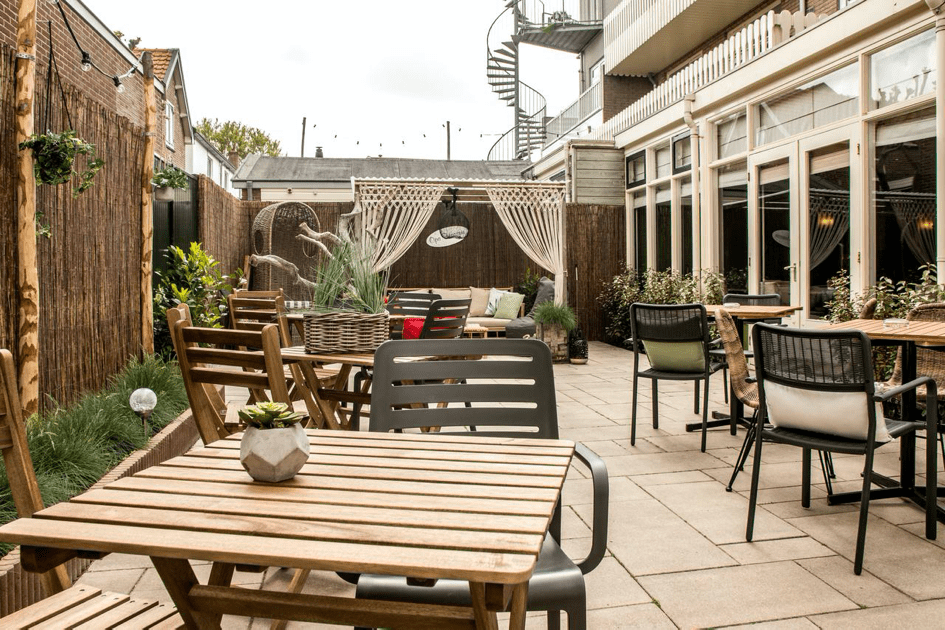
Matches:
[195,118,282,159]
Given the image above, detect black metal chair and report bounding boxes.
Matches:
[747,323,937,575]
[418,298,471,339]
[630,303,723,452]
[387,291,441,339]
[710,293,781,403]
[354,338,609,630]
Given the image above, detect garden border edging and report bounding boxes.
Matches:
[0,408,199,618]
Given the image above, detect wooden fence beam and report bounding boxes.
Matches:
[15,0,39,415]
[141,52,156,354]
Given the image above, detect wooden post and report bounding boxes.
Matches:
[141,52,156,353]
[15,0,39,415]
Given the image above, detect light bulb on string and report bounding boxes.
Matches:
[113,76,124,93]
[80,51,92,72]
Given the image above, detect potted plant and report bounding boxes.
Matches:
[237,401,309,482]
[533,301,577,363]
[299,239,389,353]
[151,165,189,201]
[19,129,105,198]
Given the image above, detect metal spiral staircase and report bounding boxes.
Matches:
[486,1,546,161]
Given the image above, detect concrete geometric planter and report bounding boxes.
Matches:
[239,424,310,482]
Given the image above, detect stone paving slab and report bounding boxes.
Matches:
[72,341,945,628]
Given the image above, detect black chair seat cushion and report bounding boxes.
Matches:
[506,315,536,339]
[637,361,725,381]
[355,533,584,612]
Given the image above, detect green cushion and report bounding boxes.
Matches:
[493,292,525,320]
[642,340,705,372]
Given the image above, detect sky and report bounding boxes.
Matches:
[82,0,581,161]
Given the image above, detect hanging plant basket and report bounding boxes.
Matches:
[153,186,175,202]
[303,311,389,354]
[19,129,104,198]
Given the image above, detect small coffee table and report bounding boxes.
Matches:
[463,324,489,338]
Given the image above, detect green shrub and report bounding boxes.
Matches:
[0,354,188,555]
[597,267,726,345]
[152,242,242,359]
[515,267,542,314]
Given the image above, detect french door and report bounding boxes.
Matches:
[747,126,860,325]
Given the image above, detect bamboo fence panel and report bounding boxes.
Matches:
[0,46,146,409]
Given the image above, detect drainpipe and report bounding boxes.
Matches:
[927,0,945,280]
[683,95,702,283]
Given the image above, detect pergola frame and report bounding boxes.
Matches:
[347,178,569,304]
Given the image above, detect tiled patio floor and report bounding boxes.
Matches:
[77,341,945,628]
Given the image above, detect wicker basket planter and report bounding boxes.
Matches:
[303,311,389,353]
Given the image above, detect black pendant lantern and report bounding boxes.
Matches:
[437,187,469,239]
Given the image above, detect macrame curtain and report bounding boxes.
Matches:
[808,189,849,269]
[348,183,447,272]
[886,192,937,264]
[485,184,568,304]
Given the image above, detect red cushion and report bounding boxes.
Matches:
[402,317,425,340]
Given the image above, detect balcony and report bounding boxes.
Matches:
[544,81,602,148]
[516,0,603,54]
[605,0,764,77]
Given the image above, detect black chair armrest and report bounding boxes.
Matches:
[745,376,757,384]
[571,442,609,575]
[873,376,935,403]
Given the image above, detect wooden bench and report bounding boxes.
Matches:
[0,348,183,628]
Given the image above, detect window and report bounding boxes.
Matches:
[680,178,693,276]
[655,143,672,179]
[716,110,747,159]
[589,59,604,88]
[870,29,936,110]
[873,109,936,284]
[206,156,213,178]
[632,192,647,273]
[672,132,691,174]
[222,171,229,189]
[717,162,748,293]
[153,155,165,172]
[626,151,645,188]
[165,101,175,149]
[655,185,672,271]
[756,63,859,146]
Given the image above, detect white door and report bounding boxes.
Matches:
[748,126,859,326]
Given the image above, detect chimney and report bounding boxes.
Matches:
[315,146,324,158]
[227,151,240,168]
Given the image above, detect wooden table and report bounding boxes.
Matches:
[281,346,375,431]
[0,430,574,629]
[819,318,945,524]
[689,304,803,434]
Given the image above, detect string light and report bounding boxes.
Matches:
[113,76,124,93]
[53,0,136,92]
[80,51,91,72]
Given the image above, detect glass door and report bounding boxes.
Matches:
[749,144,799,314]
[747,126,859,325]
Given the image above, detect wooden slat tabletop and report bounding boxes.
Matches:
[704,304,802,319]
[281,346,376,367]
[0,430,573,585]
[820,318,945,345]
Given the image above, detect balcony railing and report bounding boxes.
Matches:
[593,9,823,143]
[544,81,602,147]
[604,0,691,73]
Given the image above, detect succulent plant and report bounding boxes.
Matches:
[237,402,305,429]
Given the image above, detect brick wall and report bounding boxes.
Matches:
[0,0,146,127]
[602,74,651,122]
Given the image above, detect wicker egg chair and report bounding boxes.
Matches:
[251,201,321,301]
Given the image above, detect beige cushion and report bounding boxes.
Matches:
[763,381,891,442]
[469,287,490,317]
[467,316,509,329]
[494,292,525,320]
[642,340,705,372]
[437,288,471,301]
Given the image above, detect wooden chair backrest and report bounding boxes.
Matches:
[419,298,471,340]
[228,290,294,347]
[169,305,291,444]
[0,349,72,594]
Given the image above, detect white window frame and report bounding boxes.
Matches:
[165,101,175,150]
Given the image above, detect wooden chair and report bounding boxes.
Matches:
[227,290,340,428]
[0,349,183,627]
[168,304,293,445]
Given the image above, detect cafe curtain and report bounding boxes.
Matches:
[485,184,568,303]
[888,192,937,264]
[808,189,849,269]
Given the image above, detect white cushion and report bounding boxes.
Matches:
[485,288,509,316]
[763,381,891,443]
[466,316,510,329]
